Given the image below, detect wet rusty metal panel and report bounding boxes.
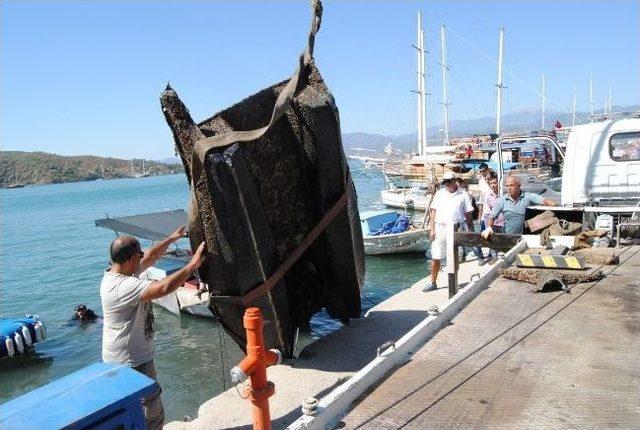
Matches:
[341,246,640,429]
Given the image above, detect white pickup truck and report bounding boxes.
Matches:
[561,117,640,207]
[497,115,640,230]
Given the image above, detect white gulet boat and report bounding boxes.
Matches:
[95,209,214,318]
[361,210,429,255]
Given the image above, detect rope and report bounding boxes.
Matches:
[305,0,323,61]
[235,381,251,399]
[447,26,574,118]
[361,293,377,310]
[216,322,227,390]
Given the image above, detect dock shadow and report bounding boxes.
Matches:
[289,309,428,373]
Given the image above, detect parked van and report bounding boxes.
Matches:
[561,117,640,207]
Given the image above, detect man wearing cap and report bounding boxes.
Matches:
[424,172,474,292]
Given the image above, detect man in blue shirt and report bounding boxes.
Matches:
[482,175,556,236]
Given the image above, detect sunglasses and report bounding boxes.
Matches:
[136,250,144,259]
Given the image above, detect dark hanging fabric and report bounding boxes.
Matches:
[159,0,364,357]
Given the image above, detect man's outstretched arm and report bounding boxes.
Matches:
[541,198,557,206]
[139,226,187,272]
[141,242,206,302]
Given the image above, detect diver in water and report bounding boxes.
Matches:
[72,305,99,323]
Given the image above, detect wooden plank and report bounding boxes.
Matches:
[454,231,521,251]
[447,223,458,299]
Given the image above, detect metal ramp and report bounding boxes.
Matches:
[341,246,640,429]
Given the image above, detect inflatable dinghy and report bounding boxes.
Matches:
[1,316,46,358]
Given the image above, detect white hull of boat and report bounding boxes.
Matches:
[380,189,432,211]
[363,229,429,255]
[153,294,181,315]
[152,287,213,318]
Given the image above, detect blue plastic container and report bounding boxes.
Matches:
[0,362,157,429]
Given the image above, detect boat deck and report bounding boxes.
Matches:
[340,245,640,429]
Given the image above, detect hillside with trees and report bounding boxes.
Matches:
[0,151,183,187]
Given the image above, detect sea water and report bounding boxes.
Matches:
[0,164,428,421]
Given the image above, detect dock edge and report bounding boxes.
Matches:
[286,240,528,429]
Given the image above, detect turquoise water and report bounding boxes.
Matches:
[0,165,428,421]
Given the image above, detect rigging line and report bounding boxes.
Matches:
[504,37,571,118]
[360,292,377,310]
[547,85,586,124]
[216,322,227,390]
[381,65,413,136]
[448,68,483,119]
[448,42,488,122]
[375,44,409,134]
[447,27,572,115]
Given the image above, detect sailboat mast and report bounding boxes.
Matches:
[416,12,424,156]
[589,76,594,122]
[541,73,546,130]
[607,86,612,115]
[572,86,577,127]
[420,25,427,156]
[495,28,505,135]
[440,24,450,145]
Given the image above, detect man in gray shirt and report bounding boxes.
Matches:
[483,175,556,236]
[101,227,205,430]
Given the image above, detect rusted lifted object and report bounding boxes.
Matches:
[159,0,364,357]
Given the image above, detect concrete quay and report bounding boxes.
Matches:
[165,252,500,430]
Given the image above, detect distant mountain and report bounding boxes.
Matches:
[158,156,181,165]
[343,105,640,153]
[5,103,637,187]
[0,151,184,187]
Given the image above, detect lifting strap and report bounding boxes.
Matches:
[187,1,345,305]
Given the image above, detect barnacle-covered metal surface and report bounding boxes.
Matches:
[160,62,364,357]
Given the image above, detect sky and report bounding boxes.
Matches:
[1,0,639,159]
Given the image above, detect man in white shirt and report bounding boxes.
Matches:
[424,172,474,292]
[101,227,205,429]
[477,163,491,196]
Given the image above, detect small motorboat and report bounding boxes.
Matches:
[140,252,212,318]
[95,210,214,319]
[0,315,46,358]
[361,210,429,255]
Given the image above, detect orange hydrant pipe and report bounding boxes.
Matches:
[230,307,281,430]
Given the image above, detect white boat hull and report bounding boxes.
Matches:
[151,286,214,318]
[176,288,213,318]
[380,184,481,211]
[363,229,429,255]
[152,293,181,315]
[380,189,432,211]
